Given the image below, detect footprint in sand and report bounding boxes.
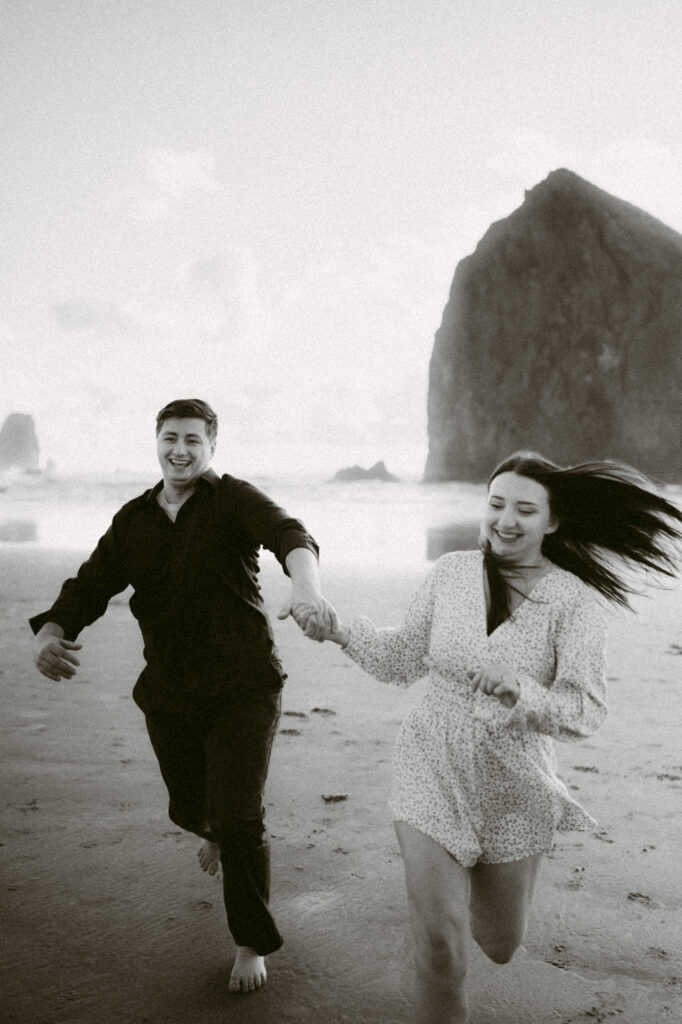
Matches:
[646,946,670,960]
[548,943,571,969]
[567,867,585,890]
[627,892,658,908]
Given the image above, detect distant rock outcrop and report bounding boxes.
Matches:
[0,414,40,472]
[425,169,682,482]
[332,460,400,482]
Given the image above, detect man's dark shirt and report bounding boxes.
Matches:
[30,470,319,712]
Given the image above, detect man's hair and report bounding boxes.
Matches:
[155,399,218,444]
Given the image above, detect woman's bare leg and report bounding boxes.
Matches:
[468,853,543,963]
[395,822,471,1024]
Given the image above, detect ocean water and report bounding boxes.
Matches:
[0,470,487,567]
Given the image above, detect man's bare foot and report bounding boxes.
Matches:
[197,838,220,876]
[229,946,267,993]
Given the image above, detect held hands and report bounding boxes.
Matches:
[467,662,520,708]
[277,588,341,643]
[35,636,83,681]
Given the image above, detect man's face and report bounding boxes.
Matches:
[156,417,215,489]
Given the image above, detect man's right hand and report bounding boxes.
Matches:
[35,634,83,681]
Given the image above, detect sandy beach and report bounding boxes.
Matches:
[1,545,681,1024]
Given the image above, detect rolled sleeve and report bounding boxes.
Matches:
[225,477,319,570]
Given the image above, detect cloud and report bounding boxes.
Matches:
[146,148,218,198]
[131,147,219,221]
[485,130,682,231]
[485,129,582,185]
[6,230,439,474]
[50,300,131,334]
[178,255,227,294]
[577,137,682,227]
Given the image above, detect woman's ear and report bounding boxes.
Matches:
[545,515,559,536]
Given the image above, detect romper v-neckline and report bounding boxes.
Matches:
[478,555,557,638]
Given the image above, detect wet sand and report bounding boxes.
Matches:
[1,546,681,1023]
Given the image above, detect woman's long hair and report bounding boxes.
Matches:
[483,451,682,629]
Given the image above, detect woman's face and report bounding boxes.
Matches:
[482,471,558,564]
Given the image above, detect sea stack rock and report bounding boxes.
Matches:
[332,461,400,482]
[0,413,40,471]
[424,169,682,482]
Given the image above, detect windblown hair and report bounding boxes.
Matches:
[155,398,218,444]
[483,450,682,629]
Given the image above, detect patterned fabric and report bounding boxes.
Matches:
[344,550,607,866]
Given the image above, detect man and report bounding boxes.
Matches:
[31,398,336,993]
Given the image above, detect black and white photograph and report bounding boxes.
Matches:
[1,3,681,1022]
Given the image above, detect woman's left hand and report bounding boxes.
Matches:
[467,662,520,708]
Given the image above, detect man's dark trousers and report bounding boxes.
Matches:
[144,674,283,956]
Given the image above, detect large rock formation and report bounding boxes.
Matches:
[0,413,40,471]
[425,169,682,482]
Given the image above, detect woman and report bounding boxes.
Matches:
[324,452,682,1024]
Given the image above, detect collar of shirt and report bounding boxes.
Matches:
[146,468,220,504]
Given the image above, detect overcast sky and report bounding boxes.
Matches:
[2,0,680,477]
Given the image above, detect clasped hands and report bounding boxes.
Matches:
[467,662,520,708]
[277,589,343,643]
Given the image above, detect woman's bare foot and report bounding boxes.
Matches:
[229,946,267,993]
[197,838,220,876]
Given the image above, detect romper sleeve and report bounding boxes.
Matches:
[504,597,607,741]
[343,561,440,687]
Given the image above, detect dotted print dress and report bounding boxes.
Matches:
[344,550,607,866]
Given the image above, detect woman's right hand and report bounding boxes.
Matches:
[325,623,351,648]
